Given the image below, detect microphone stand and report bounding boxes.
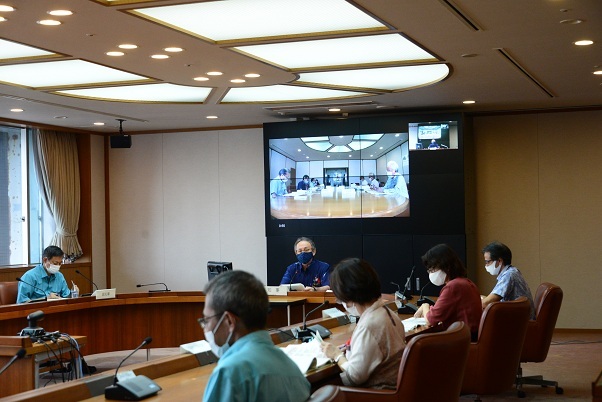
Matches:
[295,301,329,340]
[136,283,171,292]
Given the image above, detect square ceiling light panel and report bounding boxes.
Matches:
[221,85,370,103]
[131,0,389,43]
[0,39,58,62]
[55,83,212,103]
[0,60,150,89]
[296,64,450,92]
[232,34,438,70]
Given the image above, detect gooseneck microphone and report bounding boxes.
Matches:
[417,283,436,306]
[16,277,47,302]
[136,283,171,292]
[289,266,300,291]
[391,282,404,300]
[112,337,152,385]
[295,300,329,339]
[75,270,98,296]
[402,266,416,300]
[0,348,26,376]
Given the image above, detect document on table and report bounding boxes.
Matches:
[402,317,427,332]
[281,336,331,374]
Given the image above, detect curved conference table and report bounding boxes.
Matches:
[271,188,410,219]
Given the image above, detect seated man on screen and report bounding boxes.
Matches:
[428,139,440,149]
[17,245,71,303]
[360,176,368,186]
[201,271,310,402]
[368,173,379,190]
[482,241,535,319]
[280,237,330,291]
[270,168,289,198]
[374,161,409,199]
[297,174,310,190]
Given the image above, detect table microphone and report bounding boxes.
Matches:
[295,300,329,339]
[417,283,436,306]
[391,282,404,300]
[75,270,98,296]
[136,283,171,292]
[402,266,416,300]
[0,348,26,376]
[105,337,161,400]
[289,266,300,291]
[16,277,47,302]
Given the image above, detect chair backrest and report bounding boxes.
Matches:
[396,321,471,401]
[0,281,19,305]
[521,282,563,362]
[461,297,531,396]
[307,384,344,402]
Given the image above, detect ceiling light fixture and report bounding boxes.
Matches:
[194,76,209,81]
[119,44,138,49]
[0,5,15,12]
[10,108,23,112]
[106,51,124,56]
[245,73,261,78]
[206,115,218,119]
[94,122,105,126]
[151,54,169,59]
[593,70,602,75]
[164,47,183,52]
[207,71,223,76]
[463,100,476,104]
[37,19,61,26]
[574,40,594,46]
[48,10,73,16]
[559,19,584,25]
[329,108,341,112]
[0,16,6,22]
[230,78,246,83]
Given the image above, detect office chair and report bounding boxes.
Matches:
[0,281,18,305]
[310,321,471,402]
[516,282,564,397]
[461,297,531,402]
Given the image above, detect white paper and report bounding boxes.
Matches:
[402,317,427,332]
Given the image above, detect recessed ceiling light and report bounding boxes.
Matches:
[10,108,23,112]
[48,10,73,16]
[0,5,15,12]
[593,70,602,75]
[206,115,218,119]
[194,76,209,81]
[151,54,169,59]
[119,44,138,49]
[37,19,61,26]
[463,100,476,104]
[0,16,6,22]
[306,156,309,159]
[94,122,105,126]
[245,73,261,78]
[207,71,223,76]
[106,51,125,56]
[54,116,68,119]
[329,108,341,112]
[560,19,584,25]
[574,40,594,46]
[164,47,183,52]
[230,78,246,83]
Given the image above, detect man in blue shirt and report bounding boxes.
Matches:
[297,175,310,190]
[280,237,330,291]
[17,245,71,303]
[270,168,289,197]
[482,241,535,319]
[201,271,310,402]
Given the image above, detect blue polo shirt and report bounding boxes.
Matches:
[17,264,71,303]
[280,259,330,288]
[203,331,310,402]
[492,265,535,319]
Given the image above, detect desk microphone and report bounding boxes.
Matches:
[289,267,300,291]
[391,282,404,300]
[295,301,329,339]
[105,337,161,400]
[417,283,436,306]
[402,266,416,300]
[16,277,47,302]
[136,283,171,292]
[0,348,26,376]
[75,270,99,296]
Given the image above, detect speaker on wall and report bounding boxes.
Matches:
[110,135,131,148]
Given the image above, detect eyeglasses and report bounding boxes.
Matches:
[197,312,223,330]
[484,259,492,265]
[296,248,312,254]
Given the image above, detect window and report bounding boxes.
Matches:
[0,126,55,266]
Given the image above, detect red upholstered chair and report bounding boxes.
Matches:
[461,297,531,402]
[310,321,471,402]
[0,281,19,305]
[515,282,564,397]
[307,385,345,402]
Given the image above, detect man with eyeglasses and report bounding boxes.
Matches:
[201,270,310,402]
[482,241,535,319]
[280,237,330,291]
[17,245,71,303]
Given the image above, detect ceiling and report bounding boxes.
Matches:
[0,0,600,135]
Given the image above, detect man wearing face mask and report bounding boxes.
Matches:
[201,271,310,402]
[482,241,535,319]
[297,174,310,190]
[374,161,409,199]
[270,168,290,198]
[17,245,71,303]
[280,237,330,291]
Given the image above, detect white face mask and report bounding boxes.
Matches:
[342,301,360,317]
[429,270,447,286]
[485,260,501,276]
[46,263,61,275]
[204,313,233,358]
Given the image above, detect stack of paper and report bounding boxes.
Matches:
[402,317,427,332]
[281,337,331,374]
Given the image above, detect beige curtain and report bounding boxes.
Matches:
[33,129,82,261]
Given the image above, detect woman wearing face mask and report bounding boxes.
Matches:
[320,258,406,389]
[414,243,482,340]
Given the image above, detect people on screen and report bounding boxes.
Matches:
[374,161,409,199]
[368,173,379,190]
[360,176,368,186]
[201,271,310,402]
[297,175,310,191]
[428,139,440,149]
[482,241,535,318]
[413,244,482,340]
[320,258,406,389]
[17,245,71,303]
[310,178,320,188]
[270,168,289,198]
[280,237,330,291]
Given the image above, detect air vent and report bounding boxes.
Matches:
[437,0,483,31]
[264,101,376,115]
[495,48,555,98]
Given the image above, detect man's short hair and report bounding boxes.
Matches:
[482,241,512,265]
[204,271,269,331]
[293,237,315,252]
[278,168,289,176]
[387,160,399,172]
[43,245,64,260]
[302,175,309,180]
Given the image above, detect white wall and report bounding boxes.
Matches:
[90,135,106,289]
[107,128,266,293]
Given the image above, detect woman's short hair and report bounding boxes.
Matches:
[421,244,467,280]
[330,258,381,304]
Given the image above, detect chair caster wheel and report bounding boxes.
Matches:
[517,390,526,398]
[556,387,564,395]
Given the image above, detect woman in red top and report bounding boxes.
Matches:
[414,244,482,340]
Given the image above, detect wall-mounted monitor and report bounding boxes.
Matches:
[207,261,233,281]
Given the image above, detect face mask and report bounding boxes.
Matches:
[46,263,61,275]
[204,313,233,358]
[485,260,501,276]
[429,270,447,286]
[297,251,313,265]
[342,301,360,317]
